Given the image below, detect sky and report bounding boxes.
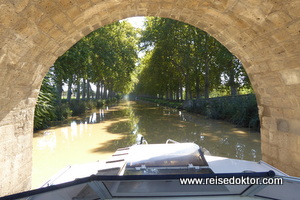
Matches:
[124,16,146,29]
[124,17,147,59]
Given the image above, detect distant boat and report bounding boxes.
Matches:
[1,139,300,200]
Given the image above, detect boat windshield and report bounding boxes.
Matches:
[123,143,212,175]
[126,143,208,168]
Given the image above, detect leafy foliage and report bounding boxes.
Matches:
[34,74,56,130]
[135,17,252,99]
[185,94,259,130]
[35,21,138,130]
[52,20,138,102]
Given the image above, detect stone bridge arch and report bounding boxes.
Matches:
[1,0,300,195]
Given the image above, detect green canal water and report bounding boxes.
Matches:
[32,100,261,188]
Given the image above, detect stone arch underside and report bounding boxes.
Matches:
[1,0,300,196]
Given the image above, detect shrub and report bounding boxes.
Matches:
[55,103,73,121]
[96,100,105,108]
[34,77,56,130]
[69,100,86,116]
[185,94,260,131]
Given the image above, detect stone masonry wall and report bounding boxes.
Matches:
[0,98,35,195]
[1,0,300,196]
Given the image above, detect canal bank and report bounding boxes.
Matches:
[138,94,259,131]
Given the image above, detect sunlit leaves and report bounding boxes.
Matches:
[52,20,138,99]
[136,17,252,99]
[85,21,138,95]
[34,74,56,130]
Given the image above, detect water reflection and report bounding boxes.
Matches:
[36,131,56,151]
[37,101,261,161]
[32,100,261,188]
[130,101,261,161]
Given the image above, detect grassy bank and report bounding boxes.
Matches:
[187,95,260,131]
[139,95,260,131]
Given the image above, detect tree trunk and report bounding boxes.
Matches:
[82,79,86,100]
[96,82,101,99]
[100,84,103,99]
[76,79,80,101]
[185,73,191,100]
[195,75,201,99]
[56,78,63,105]
[229,67,237,96]
[67,77,73,103]
[108,83,113,99]
[204,58,209,99]
[110,91,115,99]
[103,85,107,99]
[166,88,170,100]
[179,85,183,101]
[189,88,193,100]
[231,86,237,96]
[87,79,90,100]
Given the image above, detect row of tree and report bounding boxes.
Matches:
[35,17,254,130]
[135,17,251,100]
[53,20,138,103]
[45,17,252,104]
[34,21,138,129]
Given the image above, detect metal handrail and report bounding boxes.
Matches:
[166,139,179,144]
[139,136,148,144]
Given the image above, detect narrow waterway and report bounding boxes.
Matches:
[32,100,261,188]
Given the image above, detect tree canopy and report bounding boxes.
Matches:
[34,17,254,130]
[48,17,252,103]
[135,17,252,100]
[53,20,138,102]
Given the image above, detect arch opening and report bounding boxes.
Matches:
[1,0,300,196]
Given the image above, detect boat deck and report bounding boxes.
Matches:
[2,143,300,200]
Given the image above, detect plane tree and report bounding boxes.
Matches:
[52,20,138,101]
[136,17,250,100]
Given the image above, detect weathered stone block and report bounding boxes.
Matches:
[38,17,55,33]
[0,125,14,144]
[33,33,51,47]
[79,1,92,10]
[287,1,300,17]
[282,40,300,55]
[23,5,44,23]
[271,29,290,43]
[0,4,20,27]
[59,0,77,9]
[277,118,289,132]
[36,0,60,16]
[286,20,300,36]
[52,12,70,28]
[281,69,300,85]
[48,26,65,41]
[267,11,292,28]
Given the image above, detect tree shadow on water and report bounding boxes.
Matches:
[90,135,136,154]
[90,120,137,153]
[106,121,132,134]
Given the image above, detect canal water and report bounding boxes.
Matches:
[32,100,261,188]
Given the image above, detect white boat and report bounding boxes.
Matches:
[1,140,300,200]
